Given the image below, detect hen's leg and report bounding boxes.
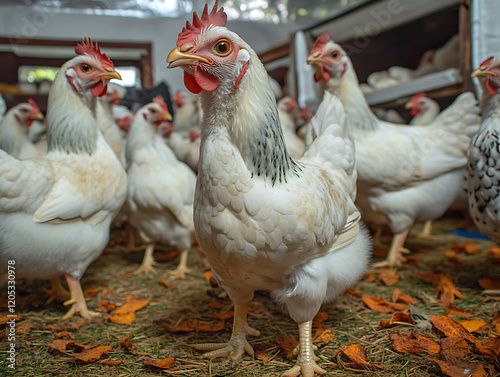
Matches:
[62,274,100,320]
[134,243,157,276]
[192,302,260,361]
[417,220,433,238]
[373,229,410,268]
[281,320,326,377]
[372,226,385,249]
[168,249,191,279]
[44,277,70,304]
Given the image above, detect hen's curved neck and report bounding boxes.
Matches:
[200,53,301,185]
[322,64,379,132]
[480,91,500,125]
[46,70,98,156]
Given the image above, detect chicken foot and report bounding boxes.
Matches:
[373,228,410,268]
[281,320,326,377]
[134,243,157,276]
[168,249,191,279]
[62,274,100,320]
[192,302,260,361]
[417,220,433,238]
[44,277,71,304]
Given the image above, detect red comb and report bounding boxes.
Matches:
[177,1,227,46]
[410,92,426,102]
[153,95,168,113]
[75,38,114,68]
[311,32,331,54]
[480,56,494,67]
[28,98,40,113]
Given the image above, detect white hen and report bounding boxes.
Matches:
[125,96,196,278]
[167,3,370,375]
[0,39,126,320]
[0,99,44,159]
[307,32,481,268]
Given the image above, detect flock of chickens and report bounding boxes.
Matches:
[0,1,499,376]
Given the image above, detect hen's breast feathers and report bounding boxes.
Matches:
[0,138,127,227]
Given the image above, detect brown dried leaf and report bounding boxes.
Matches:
[0,315,22,325]
[120,271,134,278]
[54,331,75,340]
[403,256,421,265]
[44,318,85,332]
[464,242,479,254]
[48,339,73,353]
[109,295,150,326]
[276,334,298,356]
[430,359,486,377]
[101,289,115,295]
[378,269,399,286]
[73,345,112,363]
[83,286,99,298]
[362,273,376,282]
[437,274,464,307]
[478,278,500,290]
[416,271,443,283]
[362,295,393,313]
[390,331,440,355]
[339,344,385,370]
[312,311,328,328]
[430,314,476,342]
[158,279,175,288]
[392,288,417,305]
[345,288,362,296]
[487,247,500,259]
[492,315,500,335]
[145,357,176,370]
[97,299,116,313]
[444,306,474,317]
[441,337,469,361]
[120,337,134,350]
[162,251,179,260]
[99,360,123,365]
[380,312,413,328]
[16,322,33,335]
[473,336,500,359]
[254,342,272,361]
[313,329,335,346]
[207,301,223,310]
[204,270,214,282]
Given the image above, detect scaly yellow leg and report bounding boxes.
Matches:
[62,274,100,321]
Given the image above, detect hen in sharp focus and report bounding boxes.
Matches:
[124,96,196,278]
[167,4,370,376]
[467,56,500,244]
[0,39,126,319]
[307,32,481,268]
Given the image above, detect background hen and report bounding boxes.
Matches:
[124,96,196,278]
[307,32,481,268]
[0,39,126,320]
[167,3,370,376]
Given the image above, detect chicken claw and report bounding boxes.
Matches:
[62,274,100,320]
[192,302,260,361]
[168,249,191,279]
[416,220,433,238]
[134,244,157,276]
[281,321,326,377]
[44,277,71,304]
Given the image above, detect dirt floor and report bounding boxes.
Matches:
[0,214,498,377]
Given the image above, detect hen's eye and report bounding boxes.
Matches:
[80,64,91,72]
[214,40,232,56]
[150,108,157,113]
[332,51,339,59]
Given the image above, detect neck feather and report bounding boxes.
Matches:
[201,53,301,185]
[46,69,98,155]
[322,62,379,132]
[481,90,500,122]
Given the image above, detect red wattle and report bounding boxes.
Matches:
[486,77,499,95]
[112,98,120,105]
[314,73,321,83]
[26,119,33,127]
[184,71,202,94]
[91,79,108,97]
[194,64,220,92]
[321,65,331,82]
[410,108,419,116]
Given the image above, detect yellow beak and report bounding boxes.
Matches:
[167,47,211,68]
[405,101,414,109]
[471,67,497,78]
[306,54,327,65]
[162,112,173,122]
[96,69,122,81]
[31,112,44,120]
